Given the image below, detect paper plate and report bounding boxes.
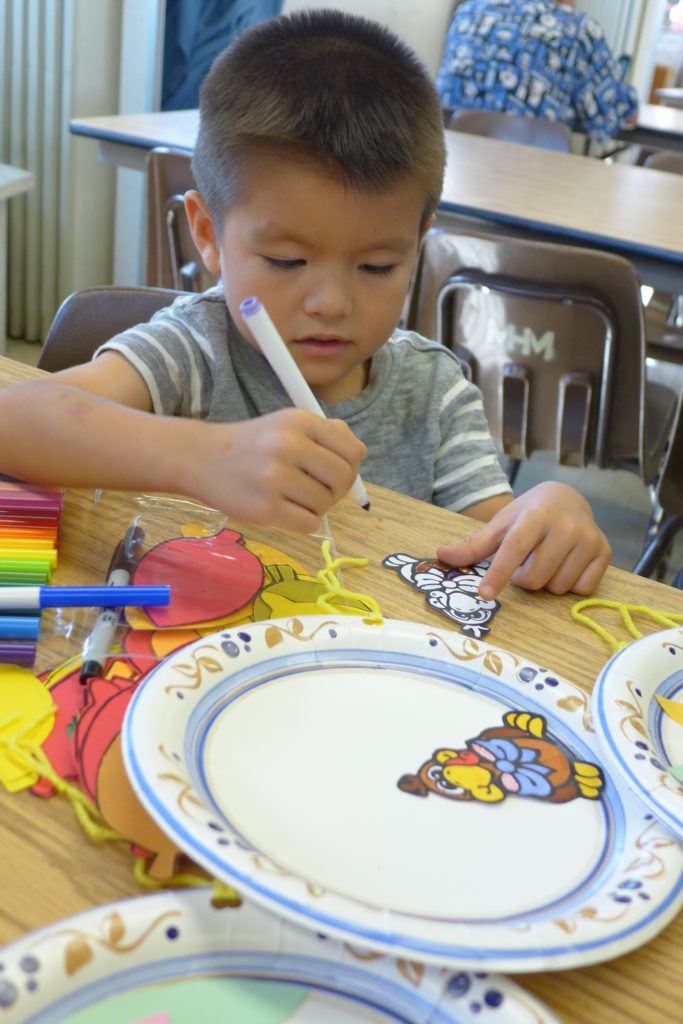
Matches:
[122,616,683,972]
[0,888,561,1024]
[592,625,683,840]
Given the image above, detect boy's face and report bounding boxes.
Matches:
[187,153,428,403]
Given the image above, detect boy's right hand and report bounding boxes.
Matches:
[190,409,366,532]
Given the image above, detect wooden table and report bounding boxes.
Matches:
[655,87,683,109]
[439,131,683,295]
[1,354,682,1023]
[619,101,683,154]
[0,164,33,356]
[69,110,198,171]
[70,110,683,294]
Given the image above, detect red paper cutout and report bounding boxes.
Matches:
[131,528,264,628]
[74,676,139,804]
[73,674,182,878]
[121,625,202,674]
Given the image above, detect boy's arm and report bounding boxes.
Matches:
[437,483,611,600]
[0,354,365,533]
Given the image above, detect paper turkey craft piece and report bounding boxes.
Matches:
[23,525,375,880]
[383,554,499,636]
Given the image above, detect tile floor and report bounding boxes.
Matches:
[5,337,682,586]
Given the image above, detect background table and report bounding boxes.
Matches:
[619,101,683,154]
[655,87,683,109]
[439,131,683,295]
[71,112,683,295]
[1,355,683,1022]
[70,110,197,171]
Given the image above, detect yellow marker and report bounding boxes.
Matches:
[0,537,56,550]
[0,547,57,567]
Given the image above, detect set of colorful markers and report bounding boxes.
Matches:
[0,480,64,666]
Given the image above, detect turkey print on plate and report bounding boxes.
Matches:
[122,617,683,972]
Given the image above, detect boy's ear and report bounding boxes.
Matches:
[184,190,222,275]
[421,213,435,239]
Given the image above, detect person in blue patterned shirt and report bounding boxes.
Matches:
[437,0,638,142]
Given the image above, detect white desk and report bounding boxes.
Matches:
[619,102,683,154]
[655,87,683,109]
[70,110,198,171]
[0,164,34,355]
[439,131,683,295]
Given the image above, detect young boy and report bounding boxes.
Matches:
[0,9,610,600]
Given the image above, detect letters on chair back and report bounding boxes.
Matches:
[406,230,672,486]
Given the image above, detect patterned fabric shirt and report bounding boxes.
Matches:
[437,0,638,141]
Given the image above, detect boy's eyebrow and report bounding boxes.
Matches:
[248,224,417,254]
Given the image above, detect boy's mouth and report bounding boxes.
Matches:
[293,335,351,357]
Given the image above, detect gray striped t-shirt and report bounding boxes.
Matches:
[96,288,511,513]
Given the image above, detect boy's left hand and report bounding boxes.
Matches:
[437,482,611,601]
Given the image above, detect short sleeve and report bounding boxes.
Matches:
[433,367,512,513]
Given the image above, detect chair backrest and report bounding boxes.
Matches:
[633,383,683,577]
[38,286,184,372]
[406,230,675,484]
[145,147,219,293]
[643,150,683,175]
[280,0,458,78]
[447,109,573,153]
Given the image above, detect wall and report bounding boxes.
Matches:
[1,0,122,342]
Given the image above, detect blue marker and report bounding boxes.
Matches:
[0,615,41,640]
[0,584,170,610]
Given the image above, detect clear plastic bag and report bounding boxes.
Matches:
[35,490,339,682]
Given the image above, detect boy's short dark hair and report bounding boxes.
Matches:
[192,9,445,231]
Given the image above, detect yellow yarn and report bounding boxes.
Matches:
[0,709,123,841]
[133,857,241,904]
[571,598,683,654]
[1,708,240,899]
[1,536,382,899]
[315,538,383,624]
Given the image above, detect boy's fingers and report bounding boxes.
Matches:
[559,552,610,597]
[475,526,545,599]
[309,415,366,463]
[436,526,500,567]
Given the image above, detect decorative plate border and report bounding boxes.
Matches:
[0,888,560,1024]
[122,617,683,972]
[592,625,683,839]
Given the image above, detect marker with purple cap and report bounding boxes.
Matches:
[240,296,370,511]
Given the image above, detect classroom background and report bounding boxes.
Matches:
[1,0,683,583]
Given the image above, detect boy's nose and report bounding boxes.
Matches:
[302,277,352,320]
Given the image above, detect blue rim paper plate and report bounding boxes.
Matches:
[592,625,683,840]
[0,887,561,1024]
[122,617,683,972]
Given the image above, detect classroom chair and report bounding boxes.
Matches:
[446,109,573,153]
[37,286,184,372]
[634,387,683,578]
[405,230,678,503]
[641,150,683,368]
[145,147,219,293]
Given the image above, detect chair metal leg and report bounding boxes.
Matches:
[506,457,522,487]
[633,513,683,578]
